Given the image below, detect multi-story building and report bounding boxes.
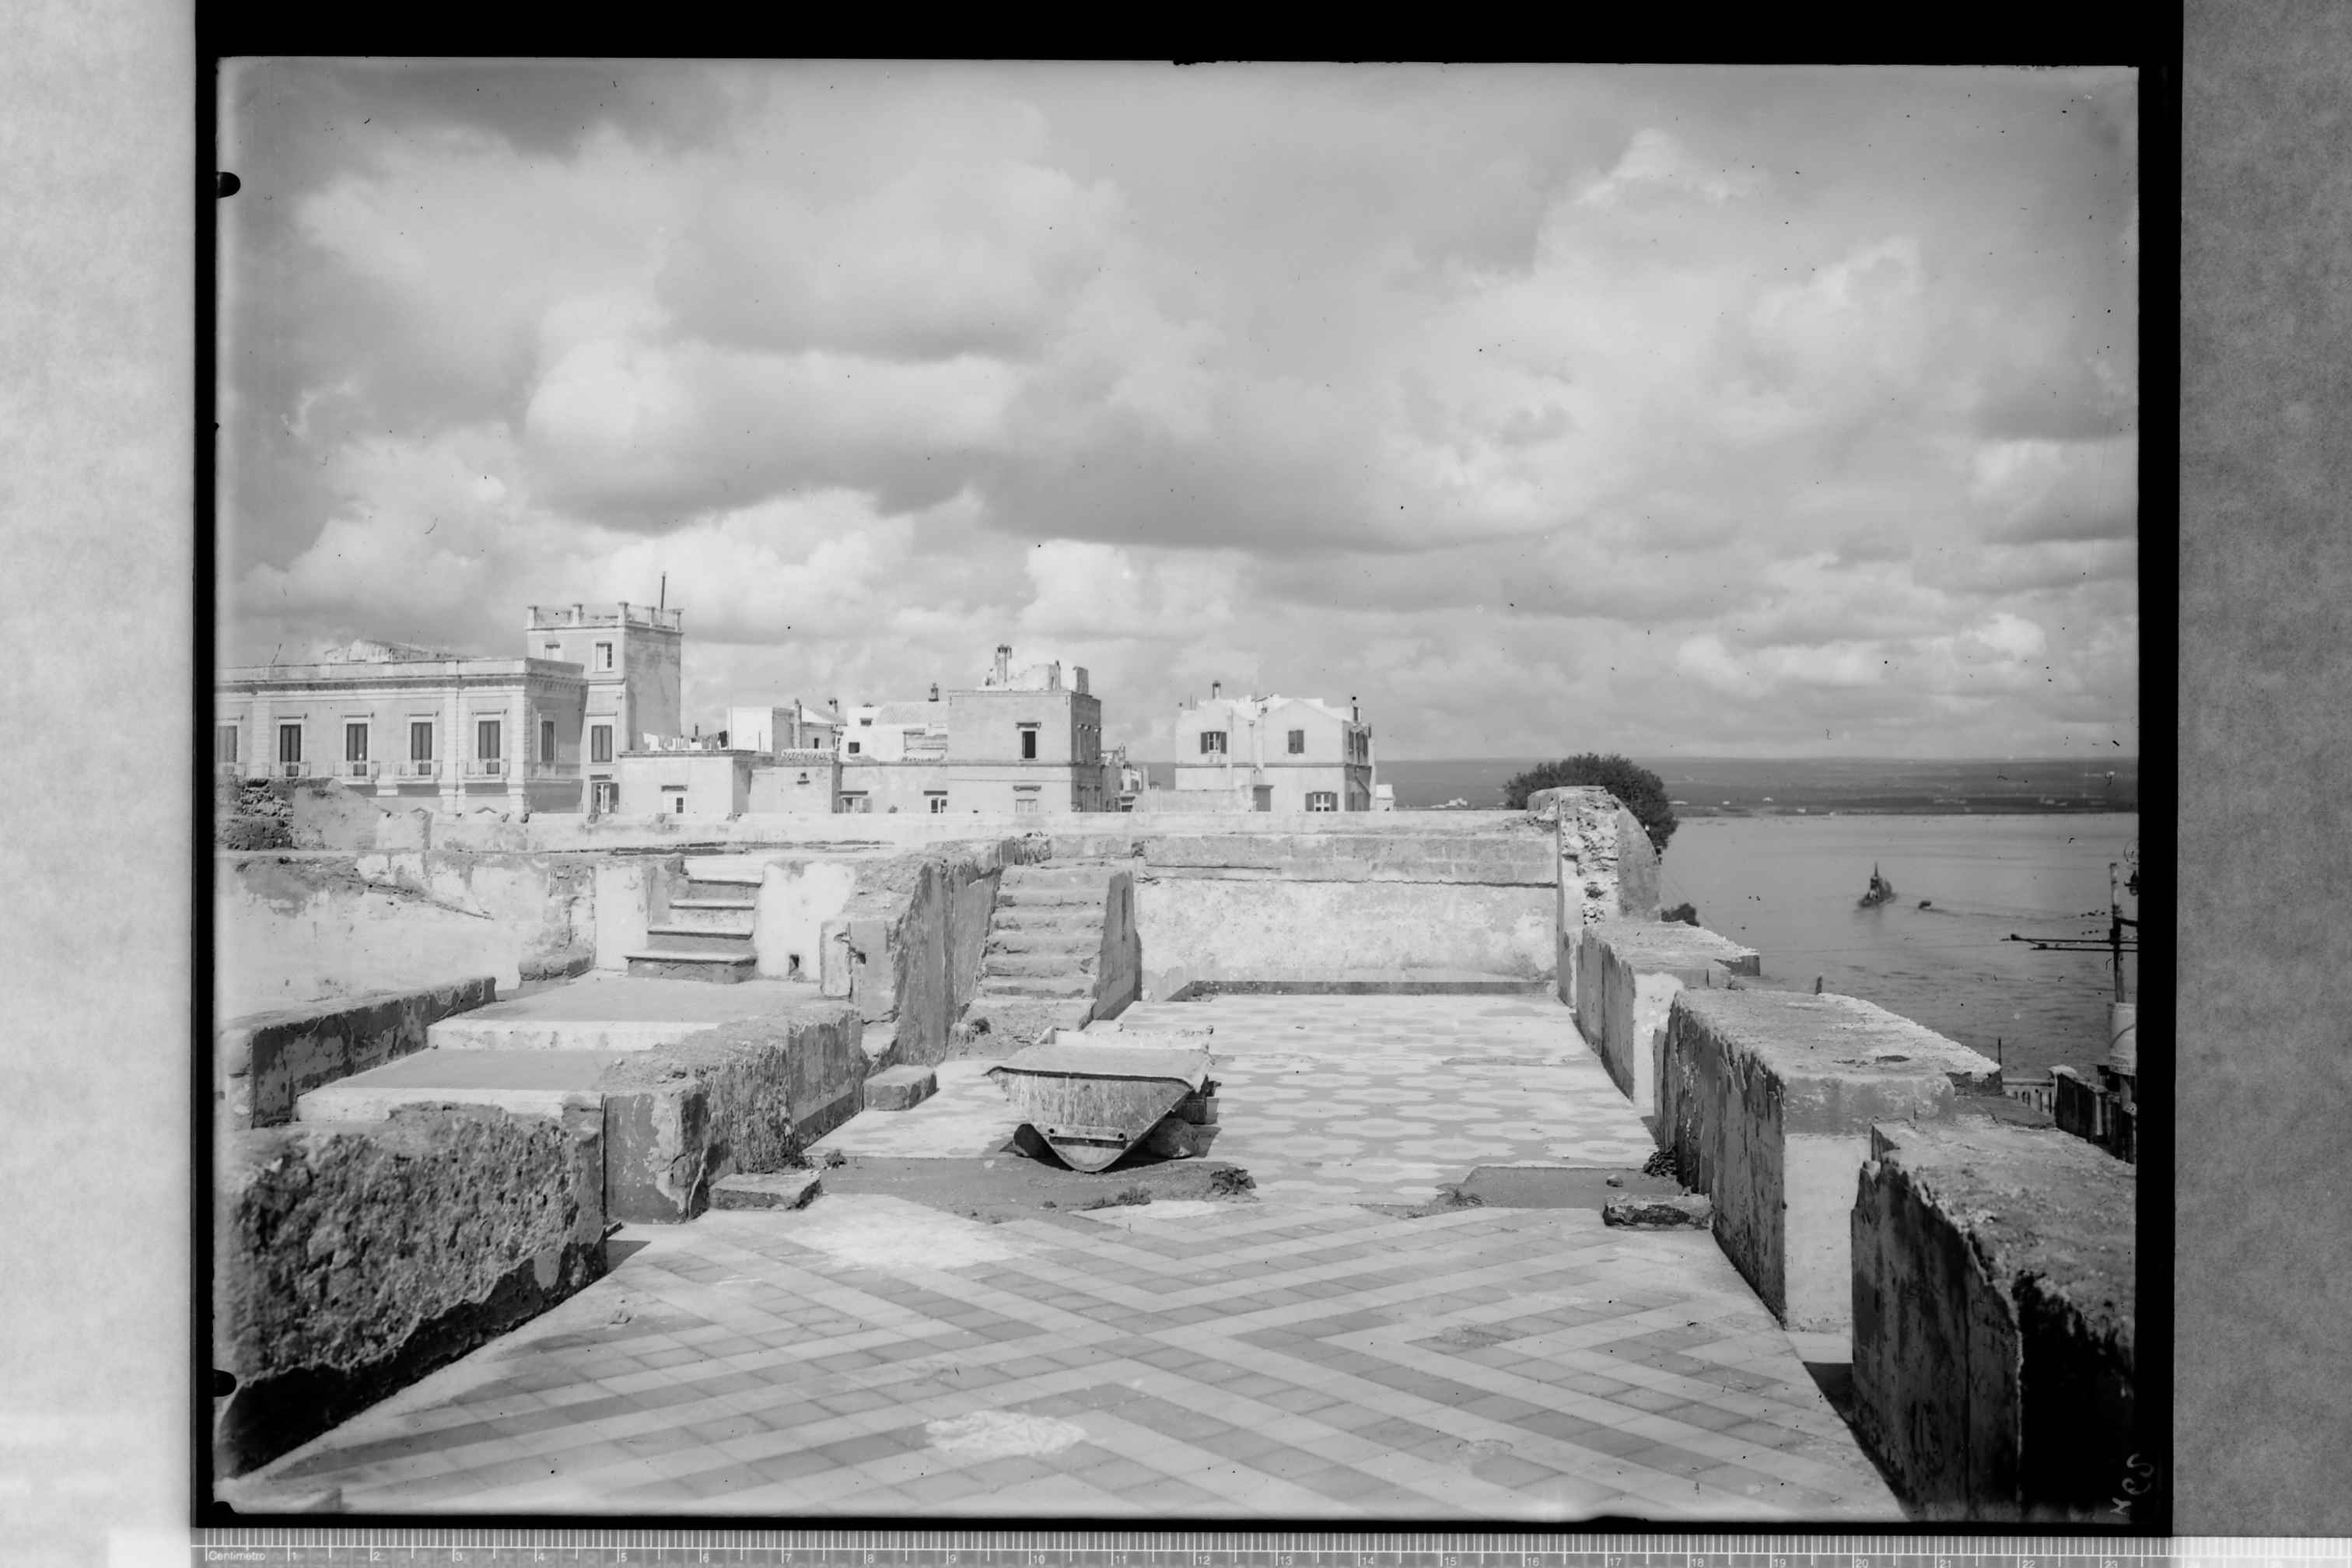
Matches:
[834,645,1111,814]
[1168,684,1374,811]
[213,602,685,816]
[214,639,590,815]
[525,603,684,813]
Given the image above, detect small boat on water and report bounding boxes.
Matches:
[1858,863,1897,908]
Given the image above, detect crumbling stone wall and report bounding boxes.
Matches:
[1531,784,1662,940]
[1852,1117,2137,1520]
[821,836,1049,1068]
[212,1104,605,1478]
[594,1006,866,1221]
[216,850,594,1013]
[215,977,496,1130]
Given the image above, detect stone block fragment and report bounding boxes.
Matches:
[1660,986,2000,1332]
[1851,1117,2136,1520]
[709,1170,824,1211]
[864,1064,937,1111]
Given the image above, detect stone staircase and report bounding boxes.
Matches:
[961,861,1121,1048]
[628,869,759,983]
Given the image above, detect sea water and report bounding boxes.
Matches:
[1652,812,2142,1081]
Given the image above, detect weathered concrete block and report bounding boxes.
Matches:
[1093,870,1141,1023]
[1568,921,1759,1118]
[212,1104,604,1478]
[215,978,498,1130]
[1661,987,2001,1332]
[863,1064,936,1111]
[1603,1194,1713,1229]
[597,1003,867,1222]
[709,1170,823,1210]
[1852,1117,2136,1519]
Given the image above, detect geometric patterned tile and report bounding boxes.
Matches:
[256,1002,1904,1524]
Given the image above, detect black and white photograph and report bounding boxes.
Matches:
[201,59,2145,1528]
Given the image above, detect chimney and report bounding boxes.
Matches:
[929,683,940,702]
[1212,680,1222,701]
[994,644,1012,685]
[1353,697,1360,722]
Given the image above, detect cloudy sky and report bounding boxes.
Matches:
[216,61,2137,761]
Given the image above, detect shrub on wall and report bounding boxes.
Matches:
[1504,753,1678,855]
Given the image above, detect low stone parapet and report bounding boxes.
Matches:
[1852,1117,2137,1519]
[215,977,497,1130]
[212,1104,605,1479]
[1569,921,1759,1118]
[1660,987,2000,1332]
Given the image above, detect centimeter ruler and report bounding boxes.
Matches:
[183,1533,2352,1567]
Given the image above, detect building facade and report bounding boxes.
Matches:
[525,604,684,814]
[834,645,1112,814]
[214,640,590,815]
[215,602,686,816]
[1169,688,1374,811]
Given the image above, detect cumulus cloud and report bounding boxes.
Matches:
[221,62,2140,759]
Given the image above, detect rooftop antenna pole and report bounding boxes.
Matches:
[659,574,666,614]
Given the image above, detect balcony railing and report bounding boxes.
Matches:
[215,761,241,779]
[467,758,506,779]
[401,759,439,780]
[276,761,308,779]
[342,760,379,781]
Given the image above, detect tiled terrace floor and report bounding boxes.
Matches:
[246,994,1902,1521]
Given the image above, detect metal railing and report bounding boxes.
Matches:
[342,760,379,780]
[401,760,439,779]
[467,758,506,779]
[276,761,307,779]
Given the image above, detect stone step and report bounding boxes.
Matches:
[295,1048,626,1123]
[626,950,757,984]
[683,875,763,900]
[665,898,758,930]
[974,973,1096,999]
[984,925,1101,954]
[982,949,1098,978]
[642,924,756,954]
[992,886,1108,910]
[986,905,1101,935]
[1003,863,1121,887]
[863,1064,937,1111]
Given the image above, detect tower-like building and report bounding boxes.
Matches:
[525,603,684,812]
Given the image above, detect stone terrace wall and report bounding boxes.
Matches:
[212,1104,605,1478]
[1569,922,1759,1118]
[216,851,593,1015]
[1531,786,1663,976]
[1853,1118,2137,1520]
[1661,987,2002,1331]
[1115,824,1558,999]
[215,977,495,1131]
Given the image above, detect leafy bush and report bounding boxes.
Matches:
[1503,753,1679,854]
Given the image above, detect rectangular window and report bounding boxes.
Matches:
[847,740,861,755]
[595,642,614,671]
[1013,796,1040,815]
[1199,730,1227,755]
[477,719,501,761]
[926,792,949,815]
[543,642,561,659]
[1287,729,1305,754]
[838,793,869,814]
[1020,726,1038,760]
[409,720,433,761]
[344,722,369,762]
[590,723,612,764]
[277,723,302,765]
[1307,791,1339,812]
[591,781,618,813]
[539,718,555,765]
[671,793,687,814]
[214,724,237,765]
